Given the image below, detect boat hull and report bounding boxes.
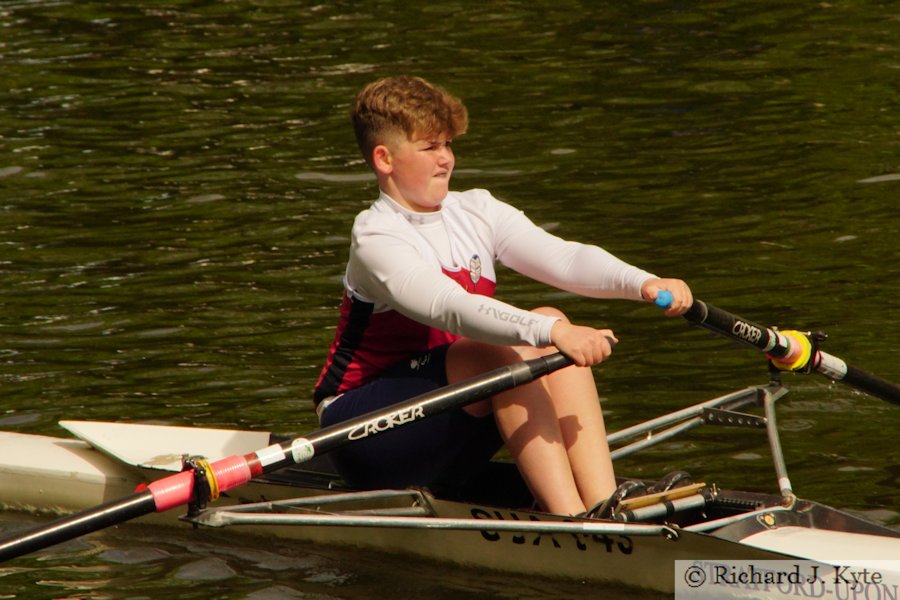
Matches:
[2,427,898,593]
[0,429,787,592]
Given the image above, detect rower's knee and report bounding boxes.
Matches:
[532,306,570,324]
[447,338,520,378]
[515,307,570,360]
[446,306,571,382]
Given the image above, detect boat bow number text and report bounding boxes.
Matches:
[471,508,634,554]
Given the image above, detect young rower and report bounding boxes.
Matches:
[313,75,693,517]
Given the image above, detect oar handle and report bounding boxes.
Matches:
[654,290,674,309]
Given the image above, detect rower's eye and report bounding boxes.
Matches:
[425,141,452,151]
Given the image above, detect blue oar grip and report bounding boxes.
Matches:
[654,290,673,309]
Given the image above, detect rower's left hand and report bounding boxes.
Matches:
[641,278,693,316]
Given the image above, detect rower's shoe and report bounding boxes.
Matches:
[582,480,647,520]
[648,470,693,494]
[580,471,694,520]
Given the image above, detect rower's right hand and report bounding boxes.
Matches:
[550,321,617,367]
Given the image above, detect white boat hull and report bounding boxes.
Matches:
[2,423,898,593]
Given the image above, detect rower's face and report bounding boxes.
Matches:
[380,134,455,212]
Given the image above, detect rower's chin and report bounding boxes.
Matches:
[430,183,450,201]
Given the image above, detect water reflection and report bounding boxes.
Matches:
[1,0,898,597]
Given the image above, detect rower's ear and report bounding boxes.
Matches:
[372,144,393,175]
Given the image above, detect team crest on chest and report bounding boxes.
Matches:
[469,254,482,285]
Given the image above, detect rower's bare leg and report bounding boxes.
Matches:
[448,337,585,515]
[513,309,617,509]
[544,358,617,508]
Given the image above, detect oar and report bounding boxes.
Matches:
[655,291,900,405]
[0,352,573,562]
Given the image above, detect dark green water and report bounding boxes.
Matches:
[1,1,898,598]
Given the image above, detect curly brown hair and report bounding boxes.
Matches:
[352,76,468,168]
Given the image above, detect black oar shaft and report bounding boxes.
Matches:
[295,352,573,468]
[684,301,784,356]
[838,363,900,406]
[684,300,900,405]
[0,352,573,562]
[0,492,156,561]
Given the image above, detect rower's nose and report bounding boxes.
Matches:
[437,143,453,165]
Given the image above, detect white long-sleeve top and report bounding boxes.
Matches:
[348,189,654,346]
[314,188,655,402]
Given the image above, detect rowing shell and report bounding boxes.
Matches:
[2,408,898,593]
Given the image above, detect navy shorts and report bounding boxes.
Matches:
[319,345,503,492]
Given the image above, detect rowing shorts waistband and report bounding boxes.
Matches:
[316,395,341,421]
